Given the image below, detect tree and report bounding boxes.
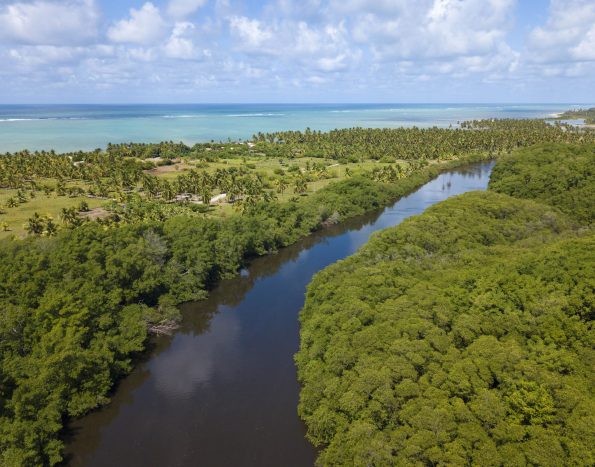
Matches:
[293,175,308,195]
[274,177,288,194]
[78,200,90,212]
[25,212,44,235]
[44,217,58,237]
[60,207,83,228]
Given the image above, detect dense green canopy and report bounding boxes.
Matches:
[0,157,478,465]
[296,144,594,466]
[1,130,593,465]
[489,143,595,224]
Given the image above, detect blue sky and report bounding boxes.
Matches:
[0,0,593,103]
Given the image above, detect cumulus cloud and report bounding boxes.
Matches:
[571,26,595,60]
[1,0,594,102]
[107,2,168,45]
[0,0,99,45]
[229,16,273,51]
[163,22,199,59]
[350,0,515,60]
[167,0,208,19]
[528,0,595,63]
[227,16,361,73]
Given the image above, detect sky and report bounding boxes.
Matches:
[0,0,593,103]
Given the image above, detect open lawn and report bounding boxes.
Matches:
[0,190,106,239]
[0,156,442,238]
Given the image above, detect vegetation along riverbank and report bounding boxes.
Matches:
[0,120,594,465]
[296,143,594,465]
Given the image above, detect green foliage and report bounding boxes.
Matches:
[0,224,165,465]
[25,212,57,237]
[2,134,594,465]
[0,157,480,465]
[253,119,595,161]
[489,143,595,224]
[296,148,594,465]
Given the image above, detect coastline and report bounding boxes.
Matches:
[0,103,579,153]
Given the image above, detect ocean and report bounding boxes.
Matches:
[0,103,587,153]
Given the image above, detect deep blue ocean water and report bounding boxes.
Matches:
[0,103,587,153]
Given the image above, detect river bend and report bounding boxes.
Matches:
[65,161,495,466]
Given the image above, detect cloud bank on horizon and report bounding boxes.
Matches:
[0,0,593,103]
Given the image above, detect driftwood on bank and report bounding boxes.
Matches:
[148,320,179,336]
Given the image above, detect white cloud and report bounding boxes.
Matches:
[167,0,208,19]
[1,0,594,102]
[107,2,168,45]
[571,26,595,60]
[0,0,99,45]
[229,16,273,51]
[164,22,199,59]
[351,0,515,60]
[8,45,88,66]
[316,54,349,72]
[528,0,595,64]
[306,75,328,84]
[266,0,326,22]
[227,16,361,73]
[424,0,513,57]
[329,0,409,16]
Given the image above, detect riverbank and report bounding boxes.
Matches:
[63,161,496,467]
[0,150,493,466]
[2,122,594,465]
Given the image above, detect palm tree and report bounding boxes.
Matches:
[293,176,308,195]
[44,217,58,237]
[142,174,159,198]
[199,172,213,205]
[161,180,176,201]
[25,213,44,236]
[60,207,82,228]
[274,178,288,194]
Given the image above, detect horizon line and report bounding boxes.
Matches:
[0,102,591,106]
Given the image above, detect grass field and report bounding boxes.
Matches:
[148,157,384,179]
[0,156,426,239]
[0,190,105,239]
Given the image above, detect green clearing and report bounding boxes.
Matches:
[0,190,105,239]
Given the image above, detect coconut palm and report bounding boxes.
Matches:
[25,213,44,236]
[293,176,308,195]
[274,178,288,194]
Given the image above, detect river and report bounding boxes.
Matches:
[64,161,495,466]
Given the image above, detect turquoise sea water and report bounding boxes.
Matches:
[0,103,587,153]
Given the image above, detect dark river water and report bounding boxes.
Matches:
[64,161,494,467]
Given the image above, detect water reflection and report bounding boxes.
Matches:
[64,161,494,467]
[151,311,242,397]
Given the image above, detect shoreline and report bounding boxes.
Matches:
[0,103,583,153]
